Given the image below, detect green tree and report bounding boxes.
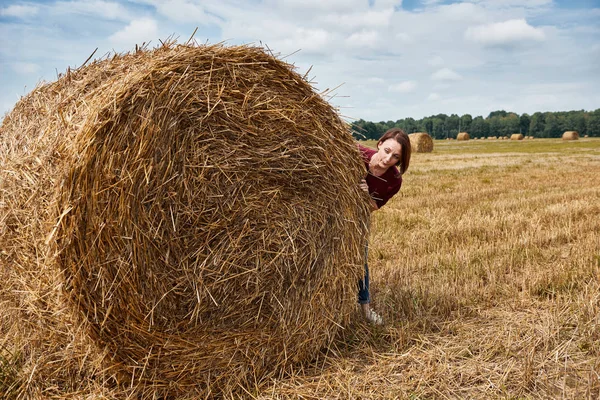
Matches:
[460,114,473,133]
[504,113,520,136]
[432,118,445,139]
[403,117,417,133]
[529,112,545,137]
[519,113,530,135]
[587,109,600,137]
[488,117,504,137]
[567,111,587,135]
[447,114,460,138]
[543,113,560,138]
[470,116,489,137]
[421,118,433,134]
[488,110,507,119]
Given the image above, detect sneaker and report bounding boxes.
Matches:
[364,308,384,325]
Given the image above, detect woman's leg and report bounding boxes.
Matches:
[358,242,383,324]
[357,243,370,304]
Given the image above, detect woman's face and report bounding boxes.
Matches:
[375,138,402,169]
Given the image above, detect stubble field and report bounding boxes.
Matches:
[260,138,600,399]
[1,138,598,399]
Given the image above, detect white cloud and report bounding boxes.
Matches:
[268,28,331,54]
[319,9,394,31]
[1,0,599,123]
[431,68,462,81]
[467,0,552,7]
[373,0,402,9]
[109,18,159,48]
[428,55,445,67]
[346,30,379,48]
[11,62,41,75]
[265,0,363,13]
[389,81,417,93]
[0,4,39,18]
[156,0,221,24]
[54,1,131,20]
[395,32,412,43]
[465,19,545,46]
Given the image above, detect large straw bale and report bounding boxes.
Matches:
[510,134,523,140]
[408,132,434,153]
[456,132,469,141]
[562,131,579,140]
[0,43,370,398]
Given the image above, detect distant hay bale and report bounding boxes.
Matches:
[488,136,497,140]
[0,43,369,398]
[457,132,470,141]
[563,131,579,140]
[408,132,434,153]
[584,134,589,138]
[511,134,524,140]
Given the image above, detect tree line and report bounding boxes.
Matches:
[350,109,600,140]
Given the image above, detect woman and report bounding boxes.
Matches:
[357,128,411,324]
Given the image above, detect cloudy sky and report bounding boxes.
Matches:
[1,0,599,122]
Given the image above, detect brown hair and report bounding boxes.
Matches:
[377,128,411,175]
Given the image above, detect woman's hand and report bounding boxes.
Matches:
[360,179,378,211]
[359,179,369,193]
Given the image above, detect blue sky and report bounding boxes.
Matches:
[1,0,599,122]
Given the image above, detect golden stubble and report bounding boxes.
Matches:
[261,138,600,399]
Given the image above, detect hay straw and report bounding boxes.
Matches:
[456,132,469,141]
[562,131,579,140]
[408,132,433,153]
[0,42,370,398]
[510,134,524,141]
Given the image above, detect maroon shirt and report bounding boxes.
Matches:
[358,144,402,209]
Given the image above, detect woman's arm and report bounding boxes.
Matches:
[359,179,379,212]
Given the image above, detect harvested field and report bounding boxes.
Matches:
[258,138,600,399]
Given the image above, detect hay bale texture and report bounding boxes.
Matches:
[456,132,469,141]
[562,131,579,140]
[0,43,370,398]
[409,132,434,152]
[511,134,524,140]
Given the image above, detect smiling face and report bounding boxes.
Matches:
[375,138,402,170]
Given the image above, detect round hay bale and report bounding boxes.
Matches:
[510,133,524,140]
[408,132,434,153]
[562,131,579,140]
[456,132,469,141]
[584,134,589,138]
[488,136,497,140]
[0,43,369,398]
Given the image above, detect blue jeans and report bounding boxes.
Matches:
[358,243,370,304]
